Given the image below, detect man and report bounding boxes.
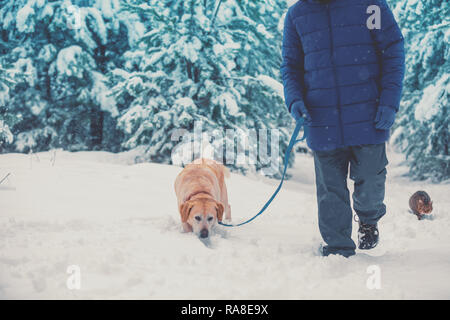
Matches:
[281,0,405,257]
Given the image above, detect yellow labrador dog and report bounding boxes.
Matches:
[174,158,231,238]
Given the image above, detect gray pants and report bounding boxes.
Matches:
[313,143,388,257]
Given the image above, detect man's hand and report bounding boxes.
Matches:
[291,100,312,123]
[374,105,396,130]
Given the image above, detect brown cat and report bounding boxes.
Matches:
[409,191,433,220]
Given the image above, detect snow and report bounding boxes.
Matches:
[14,131,36,152]
[180,36,202,63]
[0,82,10,107]
[94,0,120,20]
[0,120,13,144]
[110,68,130,80]
[91,71,118,117]
[35,0,45,9]
[14,58,35,86]
[285,0,300,8]
[257,75,284,97]
[39,3,53,20]
[16,4,35,33]
[55,45,83,77]
[84,8,108,45]
[37,44,57,63]
[0,148,449,299]
[30,100,45,116]
[213,43,225,56]
[219,92,239,116]
[256,24,273,39]
[69,6,109,49]
[174,97,197,110]
[147,50,165,65]
[414,74,448,122]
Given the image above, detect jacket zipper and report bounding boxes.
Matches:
[326,4,344,147]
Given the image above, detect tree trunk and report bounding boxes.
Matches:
[90,109,104,149]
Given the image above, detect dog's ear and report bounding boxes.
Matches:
[180,200,195,223]
[215,202,224,222]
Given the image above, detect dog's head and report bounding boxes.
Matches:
[418,199,433,214]
[180,198,224,238]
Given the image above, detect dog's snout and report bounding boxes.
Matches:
[199,229,209,238]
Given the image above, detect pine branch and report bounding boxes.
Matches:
[211,0,224,27]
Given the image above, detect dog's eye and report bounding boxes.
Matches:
[207,216,213,222]
[195,216,201,221]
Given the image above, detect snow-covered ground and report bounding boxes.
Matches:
[0,146,449,299]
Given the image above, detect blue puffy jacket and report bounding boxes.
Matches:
[281,0,405,150]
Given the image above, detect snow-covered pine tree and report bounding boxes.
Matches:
[0,0,144,152]
[110,0,292,175]
[0,62,20,149]
[390,0,449,182]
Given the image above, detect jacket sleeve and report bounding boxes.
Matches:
[281,9,306,113]
[371,0,405,112]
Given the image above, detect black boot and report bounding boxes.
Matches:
[358,222,379,250]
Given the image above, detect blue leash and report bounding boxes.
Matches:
[219,119,308,227]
